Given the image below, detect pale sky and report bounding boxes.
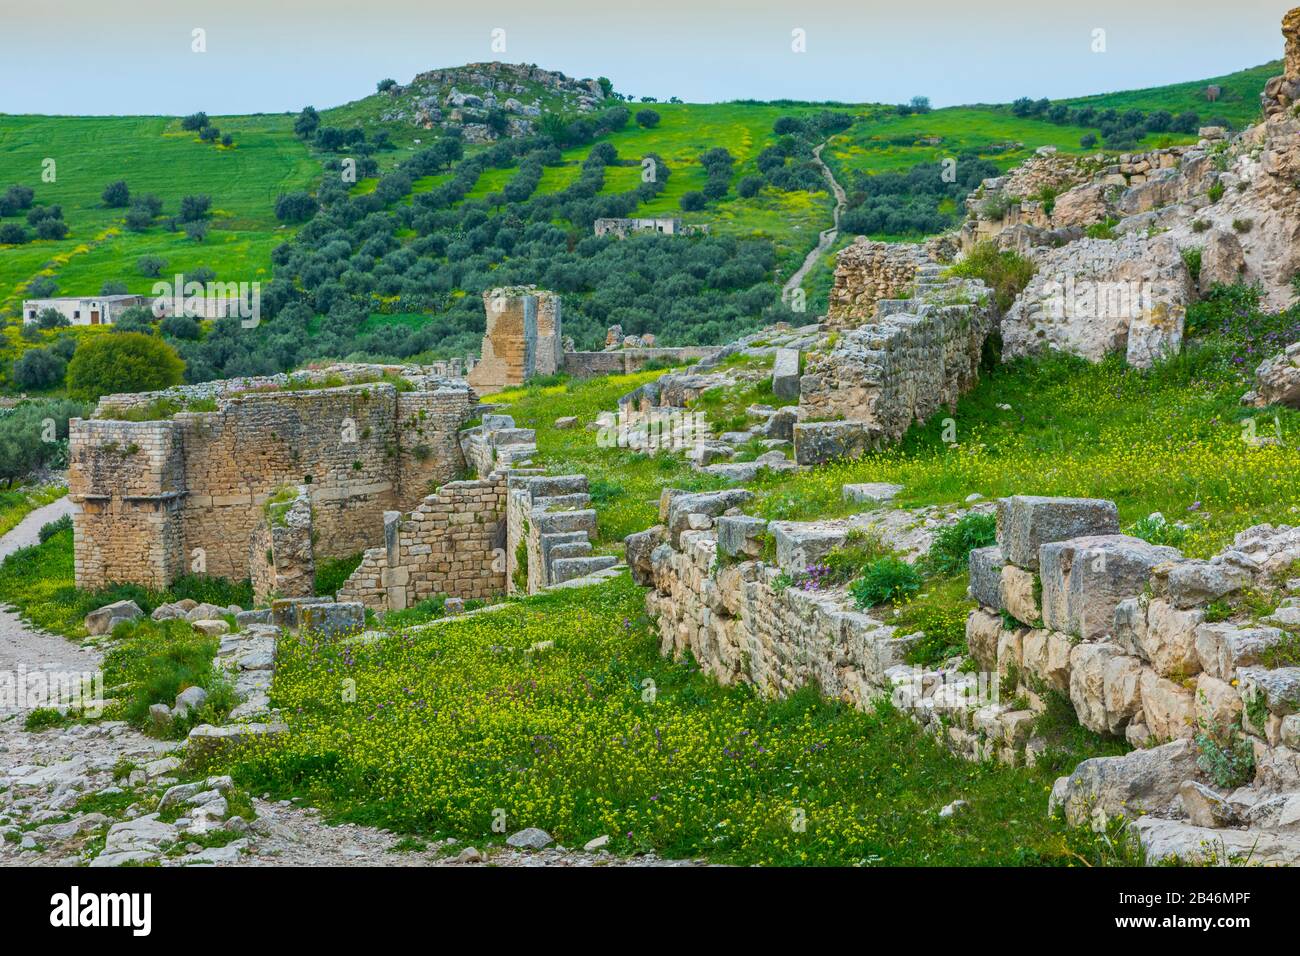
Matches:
[0,0,1293,115]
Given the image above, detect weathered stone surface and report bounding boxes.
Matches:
[1195,673,1243,732]
[1239,666,1300,716]
[842,482,903,505]
[235,609,272,627]
[665,490,754,547]
[1140,669,1196,742]
[1040,535,1181,641]
[966,608,1001,672]
[505,827,553,850]
[1138,599,1204,677]
[793,421,877,466]
[192,619,230,638]
[716,515,768,559]
[770,522,848,573]
[1195,623,1287,680]
[967,546,1005,610]
[298,602,365,640]
[1198,229,1247,293]
[1000,564,1040,625]
[772,348,801,398]
[1002,233,1193,369]
[1179,780,1242,828]
[84,600,142,636]
[624,525,666,587]
[1135,816,1300,865]
[1049,738,1203,825]
[1158,558,1252,608]
[1244,341,1300,409]
[995,496,1120,570]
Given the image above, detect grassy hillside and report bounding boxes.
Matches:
[0,114,317,310]
[1059,60,1278,129]
[0,58,1281,393]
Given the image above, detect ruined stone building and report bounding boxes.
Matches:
[69,369,477,592]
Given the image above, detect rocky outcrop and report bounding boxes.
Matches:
[1244,341,1300,408]
[1001,233,1193,368]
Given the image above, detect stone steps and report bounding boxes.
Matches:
[550,554,619,584]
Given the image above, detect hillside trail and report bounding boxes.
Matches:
[781,140,849,308]
[0,497,701,867]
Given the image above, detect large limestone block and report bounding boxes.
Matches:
[1194,622,1287,680]
[770,521,848,573]
[965,608,1001,672]
[967,545,1005,610]
[1040,534,1181,641]
[1195,673,1243,733]
[716,515,768,559]
[995,496,1119,570]
[771,348,801,399]
[1050,738,1203,825]
[1139,669,1196,742]
[84,600,143,636]
[1238,666,1300,716]
[1000,564,1040,625]
[1138,599,1204,677]
[1069,643,1142,735]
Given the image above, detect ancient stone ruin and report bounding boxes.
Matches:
[627,487,1300,863]
[69,365,477,592]
[467,286,719,394]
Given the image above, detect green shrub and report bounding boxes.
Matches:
[38,514,72,543]
[850,557,922,608]
[924,512,997,575]
[314,552,363,597]
[1128,512,1188,548]
[66,332,185,402]
[948,242,1035,312]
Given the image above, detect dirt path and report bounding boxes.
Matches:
[781,141,849,307]
[0,499,702,868]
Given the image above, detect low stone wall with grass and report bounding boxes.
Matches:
[626,488,991,709]
[795,276,996,465]
[627,487,1300,861]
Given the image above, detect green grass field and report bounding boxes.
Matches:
[1058,60,1279,129]
[0,113,317,312]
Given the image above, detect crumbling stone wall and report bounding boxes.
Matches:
[626,487,1300,861]
[249,487,316,605]
[467,287,563,394]
[337,476,508,610]
[826,239,927,325]
[70,380,476,591]
[795,274,995,465]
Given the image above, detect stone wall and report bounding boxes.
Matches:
[561,347,719,379]
[337,476,508,611]
[70,380,477,591]
[826,239,928,326]
[795,272,995,465]
[337,470,612,611]
[626,486,1300,861]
